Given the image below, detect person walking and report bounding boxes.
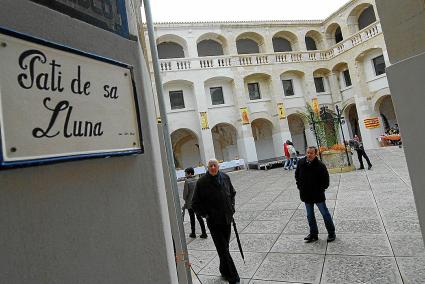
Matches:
[183,167,207,239]
[349,137,372,170]
[287,143,297,170]
[283,140,291,170]
[295,146,336,243]
[192,159,240,284]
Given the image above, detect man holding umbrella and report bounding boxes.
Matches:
[192,158,240,284]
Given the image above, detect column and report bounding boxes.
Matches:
[271,76,292,157]
[233,77,258,163]
[193,80,216,165]
[352,61,382,149]
[328,72,343,104]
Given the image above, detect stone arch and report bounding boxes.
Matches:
[305,30,324,50]
[288,113,307,154]
[343,103,361,140]
[156,34,188,59]
[244,73,272,100]
[313,68,331,94]
[332,62,352,89]
[347,2,376,33]
[375,95,398,132]
[325,23,344,46]
[171,128,201,169]
[163,79,195,111]
[236,32,265,54]
[196,32,228,56]
[204,76,235,106]
[251,118,275,160]
[272,31,299,52]
[211,123,239,162]
[355,47,383,62]
[280,70,306,97]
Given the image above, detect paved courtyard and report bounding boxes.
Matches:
[179,147,425,284]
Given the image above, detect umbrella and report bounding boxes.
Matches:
[232,218,245,263]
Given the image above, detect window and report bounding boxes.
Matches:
[335,26,343,43]
[210,87,225,105]
[305,36,318,51]
[314,77,326,93]
[282,80,295,96]
[373,55,386,76]
[248,83,261,100]
[343,69,352,87]
[169,90,185,109]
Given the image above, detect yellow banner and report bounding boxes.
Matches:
[312,97,319,114]
[200,112,209,129]
[277,103,286,119]
[240,107,250,125]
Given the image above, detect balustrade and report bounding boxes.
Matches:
[159,22,382,72]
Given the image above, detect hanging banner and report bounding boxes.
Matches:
[277,103,286,119]
[0,28,143,168]
[312,97,320,114]
[364,117,380,129]
[200,112,209,129]
[240,107,250,125]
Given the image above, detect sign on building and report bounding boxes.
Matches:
[30,0,129,38]
[0,28,143,168]
[277,103,286,119]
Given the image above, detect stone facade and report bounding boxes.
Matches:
[146,0,397,169]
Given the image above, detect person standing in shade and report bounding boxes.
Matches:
[183,167,207,239]
[295,146,336,243]
[350,136,372,170]
[192,159,240,284]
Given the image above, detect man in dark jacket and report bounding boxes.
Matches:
[183,167,207,239]
[192,159,240,284]
[295,146,336,243]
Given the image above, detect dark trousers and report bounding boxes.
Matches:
[188,208,206,234]
[356,149,372,168]
[208,222,239,283]
[305,202,335,236]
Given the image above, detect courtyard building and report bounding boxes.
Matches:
[146,0,398,169]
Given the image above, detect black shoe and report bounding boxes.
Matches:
[357,167,365,170]
[189,233,196,238]
[327,234,336,242]
[304,234,318,243]
[368,165,372,170]
[200,233,208,239]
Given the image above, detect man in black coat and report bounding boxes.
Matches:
[192,159,240,284]
[295,146,336,243]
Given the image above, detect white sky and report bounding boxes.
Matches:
[150,0,351,22]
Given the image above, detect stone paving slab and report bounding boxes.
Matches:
[270,234,327,254]
[389,234,425,257]
[181,147,425,283]
[322,255,403,284]
[229,234,279,253]
[199,252,267,279]
[326,234,393,256]
[253,253,324,283]
[397,256,425,284]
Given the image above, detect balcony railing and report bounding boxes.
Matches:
[159,22,382,72]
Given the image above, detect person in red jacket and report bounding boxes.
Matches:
[283,140,291,170]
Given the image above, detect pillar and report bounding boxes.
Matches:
[193,80,216,164]
[352,61,382,149]
[233,77,258,163]
[271,76,292,157]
